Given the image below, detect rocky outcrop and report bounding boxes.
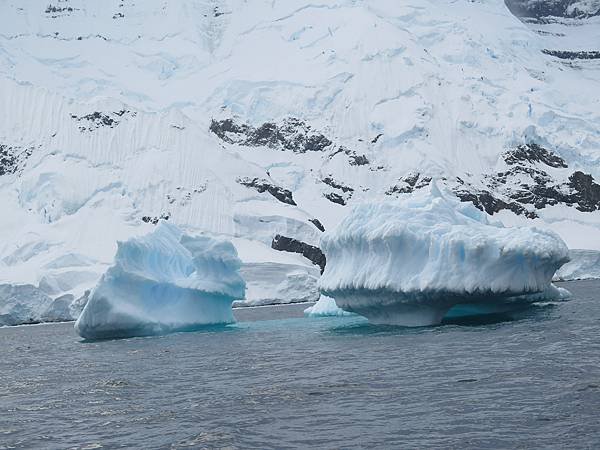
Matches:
[383,144,600,217]
[454,188,537,218]
[71,110,136,132]
[0,144,33,177]
[386,172,432,195]
[237,177,296,205]
[503,143,567,168]
[460,143,600,216]
[210,117,333,153]
[309,218,325,232]
[322,176,354,205]
[142,212,171,225]
[271,235,326,273]
[542,50,600,60]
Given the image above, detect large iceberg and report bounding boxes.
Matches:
[75,222,245,339]
[318,183,570,326]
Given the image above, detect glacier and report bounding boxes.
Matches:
[554,249,600,281]
[75,222,245,339]
[318,183,570,326]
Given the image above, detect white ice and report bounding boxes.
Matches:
[554,249,600,281]
[304,295,356,317]
[75,222,245,339]
[0,284,75,326]
[318,183,570,326]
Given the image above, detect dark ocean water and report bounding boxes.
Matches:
[1,280,599,449]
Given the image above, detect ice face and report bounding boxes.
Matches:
[75,222,245,339]
[318,183,570,326]
[554,249,600,281]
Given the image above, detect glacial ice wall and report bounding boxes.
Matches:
[319,183,570,326]
[75,222,245,339]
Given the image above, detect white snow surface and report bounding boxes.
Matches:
[0,0,599,324]
[318,184,570,326]
[554,249,600,280]
[74,222,245,339]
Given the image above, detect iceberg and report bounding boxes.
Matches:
[304,295,356,317]
[75,222,245,339]
[318,183,570,326]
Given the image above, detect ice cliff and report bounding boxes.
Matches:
[75,222,245,339]
[319,183,570,326]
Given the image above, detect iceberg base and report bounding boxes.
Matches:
[327,284,570,327]
[75,291,234,340]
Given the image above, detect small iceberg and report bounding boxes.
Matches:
[318,182,570,326]
[304,295,356,317]
[75,222,245,339]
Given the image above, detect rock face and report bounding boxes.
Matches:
[0,144,33,177]
[319,183,570,326]
[237,177,296,205]
[210,118,333,153]
[542,50,600,60]
[75,223,246,339]
[71,110,136,132]
[271,235,326,273]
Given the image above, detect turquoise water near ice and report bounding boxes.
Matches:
[1,280,599,449]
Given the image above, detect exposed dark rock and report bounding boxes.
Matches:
[0,144,33,176]
[569,171,600,212]
[210,117,333,153]
[454,143,600,216]
[45,4,76,17]
[324,192,347,205]
[503,143,567,168]
[322,177,354,193]
[349,153,370,166]
[542,50,600,60]
[321,176,354,205]
[454,189,538,218]
[142,212,171,225]
[272,235,326,273]
[237,177,296,206]
[386,172,432,195]
[71,110,136,132]
[330,146,370,166]
[309,218,325,232]
[371,133,383,144]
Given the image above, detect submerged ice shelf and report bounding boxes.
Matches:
[75,222,245,339]
[318,183,570,326]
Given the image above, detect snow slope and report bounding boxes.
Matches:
[75,222,245,339]
[0,0,599,323]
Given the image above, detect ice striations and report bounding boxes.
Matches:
[75,222,245,339]
[318,182,570,326]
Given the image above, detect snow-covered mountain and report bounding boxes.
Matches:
[1,0,599,323]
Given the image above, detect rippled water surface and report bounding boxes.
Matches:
[2,280,600,449]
